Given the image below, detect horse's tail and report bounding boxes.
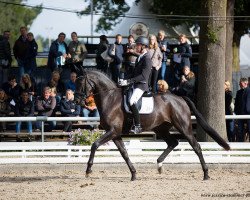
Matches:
[182,96,230,151]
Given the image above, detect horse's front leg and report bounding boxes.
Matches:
[113,137,137,181]
[86,129,115,177]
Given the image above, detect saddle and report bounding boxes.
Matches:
[123,87,154,114]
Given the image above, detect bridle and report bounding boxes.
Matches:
[75,70,118,103]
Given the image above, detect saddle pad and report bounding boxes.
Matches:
[124,96,154,114]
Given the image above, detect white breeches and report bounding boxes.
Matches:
[129,88,144,106]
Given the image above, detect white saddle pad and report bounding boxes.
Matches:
[124,96,154,114]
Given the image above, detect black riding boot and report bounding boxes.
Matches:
[130,103,142,134]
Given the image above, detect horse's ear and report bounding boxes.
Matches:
[78,65,86,76]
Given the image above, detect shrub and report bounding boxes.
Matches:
[68,129,104,145]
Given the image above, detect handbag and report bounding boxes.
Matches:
[101,49,114,63]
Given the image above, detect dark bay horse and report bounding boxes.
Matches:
[74,69,230,181]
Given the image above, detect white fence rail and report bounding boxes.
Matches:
[1,115,250,142]
[0,141,249,164]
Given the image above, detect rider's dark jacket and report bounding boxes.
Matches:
[129,52,152,91]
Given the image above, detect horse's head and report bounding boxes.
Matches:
[74,72,95,106]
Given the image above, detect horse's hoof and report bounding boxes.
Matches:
[157,162,163,174]
[85,170,92,178]
[131,173,136,181]
[203,175,210,180]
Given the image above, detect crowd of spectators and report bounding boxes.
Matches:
[0,26,249,142]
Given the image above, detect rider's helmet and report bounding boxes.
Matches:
[135,36,149,47]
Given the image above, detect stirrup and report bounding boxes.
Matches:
[129,125,142,134]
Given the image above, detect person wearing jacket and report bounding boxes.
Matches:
[173,34,192,86]
[0,31,12,84]
[172,66,195,102]
[225,81,234,142]
[0,89,11,132]
[234,78,248,142]
[148,34,163,93]
[13,26,29,79]
[26,32,38,75]
[108,34,124,83]
[157,30,170,82]
[96,35,109,74]
[15,90,34,134]
[60,89,80,132]
[47,32,69,71]
[67,32,87,72]
[36,87,57,132]
[118,36,152,134]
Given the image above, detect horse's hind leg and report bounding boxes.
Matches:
[184,133,209,180]
[86,129,115,177]
[173,120,209,180]
[154,126,179,174]
[113,137,137,181]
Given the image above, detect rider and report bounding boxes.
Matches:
[118,36,152,134]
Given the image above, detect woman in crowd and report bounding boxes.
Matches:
[19,73,37,101]
[157,80,169,94]
[26,32,38,75]
[172,66,195,101]
[96,35,109,74]
[148,34,163,93]
[47,70,65,104]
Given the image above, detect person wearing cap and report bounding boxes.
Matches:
[118,36,152,134]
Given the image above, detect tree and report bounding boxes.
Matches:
[225,0,235,83]
[0,0,41,45]
[197,0,227,141]
[80,0,129,33]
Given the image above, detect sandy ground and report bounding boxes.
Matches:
[0,163,249,200]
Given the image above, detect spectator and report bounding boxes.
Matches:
[96,35,109,74]
[172,66,195,102]
[26,32,38,75]
[2,75,20,110]
[108,34,124,83]
[0,31,12,84]
[82,90,99,129]
[234,77,248,142]
[36,87,57,132]
[172,34,192,86]
[123,35,138,78]
[19,74,37,101]
[67,32,87,72]
[157,30,170,82]
[3,30,10,40]
[225,80,235,142]
[13,26,30,79]
[148,34,163,93]
[15,90,34,136]
[65,72,77,92]
[47,32,69,72]
[47,70,65,103]
[60,89,81,132]
[157,80,169,94]
[0,89,11,132]
[242,79,250,142]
